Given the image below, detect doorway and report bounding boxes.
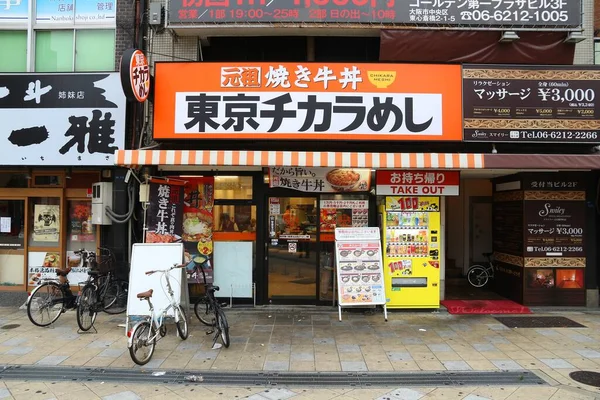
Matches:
[267,196,318,302]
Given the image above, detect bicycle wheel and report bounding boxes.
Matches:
[129,321,156,365]
[467,265,489,288]
[175,305,189,340]
[76,285,98,332]
[27,282,65,327]
[216,308,230,348]
[194,296,215,326]
[104,280,128,315]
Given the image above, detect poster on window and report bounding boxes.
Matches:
[181,177,214,284]
[32,205,60,242]
[27,251,60,286]
[69,201,94,242]
[0,0,29,24]
[145,180,185,244]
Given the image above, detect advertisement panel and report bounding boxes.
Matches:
[35,0,116,24]
[0,73,126,166]
[144,180,185,244]
[169,0,580,28]
[153,62,462,141]
[270,167,371,193]
[0,0,29,23]
[376,170,460,196]
[463,65,600,144]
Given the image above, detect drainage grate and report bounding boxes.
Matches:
[0,324,20,330]
[495,316,586,328]
[0,365,546,387]
[570,371,600,388]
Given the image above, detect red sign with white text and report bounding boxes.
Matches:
[376,170,460,196]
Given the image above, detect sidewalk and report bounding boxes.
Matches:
[0,306,599,399]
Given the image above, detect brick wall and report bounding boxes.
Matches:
[114,0,137,70]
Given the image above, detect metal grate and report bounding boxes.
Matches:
[0,365,546,387]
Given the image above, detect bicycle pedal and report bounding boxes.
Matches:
[206,330,214,335]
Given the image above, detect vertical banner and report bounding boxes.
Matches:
[32,205,60,242]
[145,180,185,243]
[181,177,215,284]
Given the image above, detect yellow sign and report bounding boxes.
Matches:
[385,196,440,212]
[367,71,397,89]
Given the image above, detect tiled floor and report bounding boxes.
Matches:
[0,307,598,399]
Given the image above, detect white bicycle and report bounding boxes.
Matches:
[127,263,189,365]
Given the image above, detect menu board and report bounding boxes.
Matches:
[334,227,385,307]
[320,200,368,232]
[524,197,585,258]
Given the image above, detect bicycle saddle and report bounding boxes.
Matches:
[55,267,72,277]
[483,252,493,257]
[137,289,153,299]
[208,285,220,293]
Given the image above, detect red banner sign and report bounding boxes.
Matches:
[376,170,460,196]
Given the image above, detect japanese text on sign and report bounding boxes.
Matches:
[169,0,580,28]
[177,92,441,135]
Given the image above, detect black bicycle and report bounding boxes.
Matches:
[191,260,230,348]
[77,248,129,331]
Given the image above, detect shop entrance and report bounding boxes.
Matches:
[267,196,318,302]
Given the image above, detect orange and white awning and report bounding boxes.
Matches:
[115,150,485,169]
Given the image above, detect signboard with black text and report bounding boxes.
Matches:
[463,65,600,144]
[169,0,580,28]
[0,73,126,165]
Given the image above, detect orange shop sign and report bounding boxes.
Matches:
[376,170,460,196]
[152,63,462,141]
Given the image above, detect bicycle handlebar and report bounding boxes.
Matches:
[145,263,186,275]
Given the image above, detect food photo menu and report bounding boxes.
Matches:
[334,227,385,306]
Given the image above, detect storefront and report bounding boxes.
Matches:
[0,72,127,293]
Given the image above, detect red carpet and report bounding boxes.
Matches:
[441,299,532,315]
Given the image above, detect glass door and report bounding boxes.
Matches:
[267,197,318,302]
[0,199,26,288]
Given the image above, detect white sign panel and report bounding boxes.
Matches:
[335,227,386,307]
[0,217,10,233]
[174,92,442,136]
[0,73,125,166]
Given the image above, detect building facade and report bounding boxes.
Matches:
[114,0,600,308]
[0,0,136,296]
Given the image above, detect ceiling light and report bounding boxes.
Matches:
[499,31,519,43]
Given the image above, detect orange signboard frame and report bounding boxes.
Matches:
[153,62,463,141]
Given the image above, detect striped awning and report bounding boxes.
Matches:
[115,150,484,169]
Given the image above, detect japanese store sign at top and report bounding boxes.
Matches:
[376,170,460,196]
[170,0,580,28]
[153,62,462,141]
[0,73,126,166]
[463,65,600,144]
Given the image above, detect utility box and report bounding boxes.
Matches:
[149,2,163,25]
[91,182,113,225]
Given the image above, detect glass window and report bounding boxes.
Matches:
[29,197,61,247]
[213,205,256,232]
[0,173,29,188]
[214,176,252,200]
[0,200,25,250]
[35,30,74,72]
[75,30,115,71]
[0,31,27,72]
[595,41,600,65]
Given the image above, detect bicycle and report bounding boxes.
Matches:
[26,251,87,327]
[191,260,230,349]
[127,263,189,365]
[77,248,129,332]
[467,252,495,288]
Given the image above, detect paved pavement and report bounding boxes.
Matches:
[0,306,599,399]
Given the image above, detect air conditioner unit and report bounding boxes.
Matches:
[91,182,113,225]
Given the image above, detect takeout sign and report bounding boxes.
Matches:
[376,170,460,196]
